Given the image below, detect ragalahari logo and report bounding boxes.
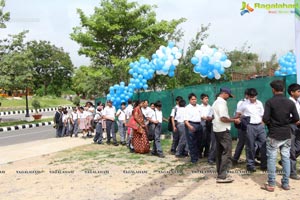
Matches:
[240,1,254,15]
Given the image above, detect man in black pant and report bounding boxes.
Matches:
[212,88,240,183]
[170,96,183,154]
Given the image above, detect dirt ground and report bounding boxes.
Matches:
[0,140,300,200]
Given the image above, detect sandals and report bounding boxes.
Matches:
[261,183,275,192]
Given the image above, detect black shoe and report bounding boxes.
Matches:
[247,167,256,173]
[158,154,165,158]
[106,141,111,145]
[113,143,119,146]
[231,159,238,166]
[278,160,282,166]
[199,154,203,159]
[129,148,135,153]
[260,167,267,171]
[170,150,176,155]
[208,161,215,165]
[290,175,300,180]
[75,135,78,137]
[175,155,185,158]
[121,142,126,146]
[254,160,261,166]
[97,142,104,145]
[151,151,159,156]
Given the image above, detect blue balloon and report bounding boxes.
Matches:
[143,84,148,90]
[168,41,175,48]
[214,62,222,71]
[274,70,281,76]
[220,54,227,61]
[202,56,209,64]
[199,66,209,75]
[168,71,175,77]
[191,57,199,65]
[193,66,201,73]
[129,69,134,75]
[218,66,225,75]
[207,71,214,79]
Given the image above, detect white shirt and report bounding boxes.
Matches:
[149,108,163,123]
[116,109,126,121]
[62,114,69,123]
[238,99,264,124]
[71,111,78,120]
[184,104,202,122]
[199,104,213,119]
[78,112,86,120]
[212,97,231,132]
[125,104,133,119]
[174,107,185,123]
[141,107,152,118]
[86,106,95,116]
[94,111,103,122]
[290,97,300,116]
[103,106,116,120]
[236,99,248,115]
[170,105,179,117]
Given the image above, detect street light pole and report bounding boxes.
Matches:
[25,86,29,118]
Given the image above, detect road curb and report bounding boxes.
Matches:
[0,121,54,132]
[0,106,72,116]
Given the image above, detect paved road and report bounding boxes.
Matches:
[0,126,55,147]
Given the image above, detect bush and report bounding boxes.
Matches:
[31,99,41,113]
[73,96,80,106]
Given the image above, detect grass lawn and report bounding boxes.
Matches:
[0,96,73,111]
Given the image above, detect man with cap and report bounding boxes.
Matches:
[212,87,240,183]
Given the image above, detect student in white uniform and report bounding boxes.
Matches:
[116,102,127,145]
[184,93,203,164]
[103,100,118,146]
[175,99,188,158]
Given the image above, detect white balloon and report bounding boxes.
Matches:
[209,57,216,65]
[167,55,174,61]
[200,74,207,78]
[201,44,209,52]
[166,48,172,55]
[194,50,202,58]
[172,60,179,66]
[224,59,232,68]
[214,52,222,60]
[175,52,182,59]
[162,71,168,75]
[171,47,179,54]
[206,48,214,56]
[165,60,172,67]
[215,73,221,80]
[156,50,164,58]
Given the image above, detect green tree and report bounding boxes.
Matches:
[0,0,10,28]
[226,43,260,80]
[26,40,74,96]
[71,0,185,93]
[0,31,34,94]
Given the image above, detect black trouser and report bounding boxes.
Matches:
[152,123,163,155]
[185,122,203,163]
[171,123,180,153]
[199,121,211,157]
[214,130,232,179]
[233,128,247,161]
[93,123,103,144]
[106,120,117,143]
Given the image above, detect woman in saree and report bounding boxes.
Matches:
[132,100,150,154]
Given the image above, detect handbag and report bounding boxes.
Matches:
[126,116,139,130]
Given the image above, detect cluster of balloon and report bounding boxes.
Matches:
[106,41,182,108]
[106,82,132,107]
[151,41,182,77]
[190,44,232,80]
[274,52,297,76]
[128,57,155,90]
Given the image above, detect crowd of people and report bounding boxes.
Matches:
[53,79,300,190]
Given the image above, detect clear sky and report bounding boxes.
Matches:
[0,0,296,67]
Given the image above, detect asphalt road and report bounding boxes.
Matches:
[0,126,55,147]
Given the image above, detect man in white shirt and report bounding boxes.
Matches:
[116,102,127,145]
[149,101,165,158]
[287,83,300,180]
[141,99,152,123]
[199,93,214,159]
[175,99,188,158]
[232,89,249,164]
[103,100,118,146]
[212,87,240,183]
[125,99,134,152]
[170,96,183,154]
[70,107,79,137]
[237,88,267,172]
[93,106,104,144]
[184,93,203,164]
